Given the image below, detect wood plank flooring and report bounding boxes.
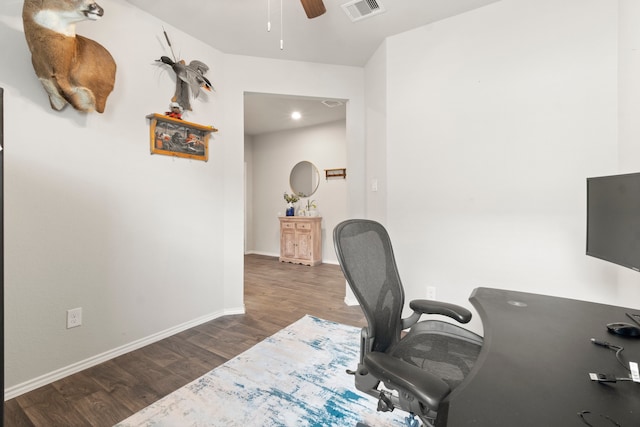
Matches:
[4,255,366,426]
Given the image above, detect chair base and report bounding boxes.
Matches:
[352,363,438,425]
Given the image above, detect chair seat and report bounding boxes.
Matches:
[390,320,482,390]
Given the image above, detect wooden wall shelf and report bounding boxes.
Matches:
[325,168,346,180]
[147,114,218,162]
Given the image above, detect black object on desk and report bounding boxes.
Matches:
[436,287,640,427]
[627,312,640,326]
[607,322,640,337]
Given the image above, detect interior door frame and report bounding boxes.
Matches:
[1,87,5,424]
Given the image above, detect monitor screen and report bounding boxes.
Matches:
[586,172,640,272]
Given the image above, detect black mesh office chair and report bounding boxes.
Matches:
[333,219,483,427]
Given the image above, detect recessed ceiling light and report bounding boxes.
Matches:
[291,111,302,120]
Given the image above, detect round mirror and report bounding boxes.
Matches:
[290,161,320,197]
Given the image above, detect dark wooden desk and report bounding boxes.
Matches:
[437,287,640,426]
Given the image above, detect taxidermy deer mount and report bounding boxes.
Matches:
[22,0,116,113]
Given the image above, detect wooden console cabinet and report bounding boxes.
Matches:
[279,216,322,266]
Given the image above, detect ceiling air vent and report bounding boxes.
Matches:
[322,100,344,108]
[341,0,386,22]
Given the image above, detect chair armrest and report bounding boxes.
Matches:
[365,352,451,410]
[409,299,472,324]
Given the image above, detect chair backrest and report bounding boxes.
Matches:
[333,219,405,353]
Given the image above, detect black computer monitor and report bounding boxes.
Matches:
[586,172,640,272]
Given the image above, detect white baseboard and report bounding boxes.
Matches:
[245,250,279,257]
[344,296,359,306]
[245,251,340,266]
[4,306,246,401]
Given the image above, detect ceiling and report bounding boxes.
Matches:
[126,0,499,67]
[244,93,347,136]
[125,0,500,134]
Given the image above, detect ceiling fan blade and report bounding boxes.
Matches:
[300,0,326,19]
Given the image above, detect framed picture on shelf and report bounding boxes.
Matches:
[147,114,217,162]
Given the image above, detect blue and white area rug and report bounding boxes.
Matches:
[115,315,407,426]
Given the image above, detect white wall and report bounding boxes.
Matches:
[1,0,365,397]
[617,0,640,302]
[0,0,230,394]
[1,0,231,395]
[364,42,388,224]
[376,0,638,334]
[244,134,255,253]
[248,120,348,262]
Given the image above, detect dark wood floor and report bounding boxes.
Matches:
[4,255,366,426]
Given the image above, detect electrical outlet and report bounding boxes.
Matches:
[426,286,437,300]
[67,307,82,329]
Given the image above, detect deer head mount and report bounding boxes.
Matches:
[22,0,117,113]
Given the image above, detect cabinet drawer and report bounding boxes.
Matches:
[296,222,312,230]
[282,222,295,229]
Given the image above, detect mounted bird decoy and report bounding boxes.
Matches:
[157,56,212,111]
[156,30,213,112]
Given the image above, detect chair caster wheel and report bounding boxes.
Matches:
[405,413,420,427]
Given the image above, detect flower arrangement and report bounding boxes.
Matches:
[306,199,317,211]
[283,192,300,204]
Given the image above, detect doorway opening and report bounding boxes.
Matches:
[243,92,347,265]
